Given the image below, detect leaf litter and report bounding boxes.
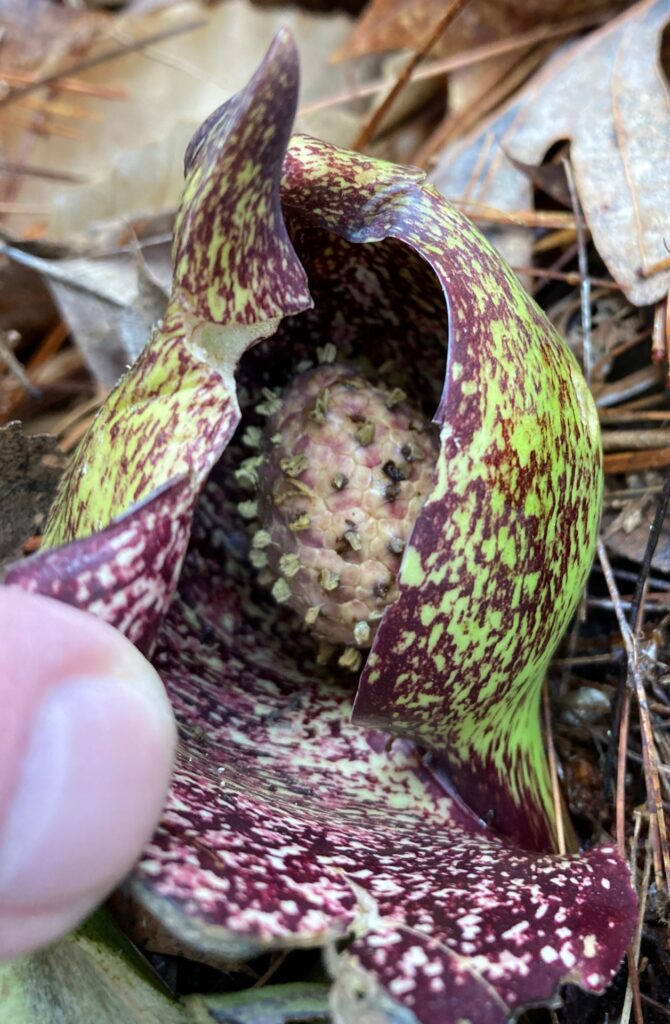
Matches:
[3,2,670,1023]
[431,0,670,306]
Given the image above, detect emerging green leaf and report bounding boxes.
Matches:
[0,909,184,1024]
[184,982,331,1023]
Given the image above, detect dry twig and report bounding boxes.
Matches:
[353,0,472,152]
[0,19,205,111]
[598,538,670,895]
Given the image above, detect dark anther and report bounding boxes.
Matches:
[384,481,400,502]
[374,582,389,599]
[200,622,215,644]
[382,460,406,482]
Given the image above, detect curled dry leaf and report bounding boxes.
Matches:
[4,33,636,1024]
[432,0,670,306]
[3,222,172,388]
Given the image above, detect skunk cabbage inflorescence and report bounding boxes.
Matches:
[6,32,636,1024]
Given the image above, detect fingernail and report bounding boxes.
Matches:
[0,674,175,912]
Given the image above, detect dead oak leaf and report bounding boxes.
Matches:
[432,0,670,306]
[338,0,627,60]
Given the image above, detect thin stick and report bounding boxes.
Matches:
[616,690,631,857]
[595,364,666,410]
[603,449,670,474]
[301,12,607,116]
[513,266,620,291]
[599,410,670,424]
[0,201,50,214]
[552,653,620,667]
[5,113,86,142]
[0,67,127,100]
[587,596,670,614]
[0,18,205,111]
[621,819,650,1024]
[598,539,670,893]
[0,331,38,397]
[629,470,670,632]
[1,321,69,421]
[452,202,580,230]
[640,994,670,1017]
[563,157,593,382]
[414,41,549,168]
[0,161,85,184]
[0,242,125,305]
[532,227,578,254]
[353,0,472,151]
[607,469,670,796]
[602,429,670,450]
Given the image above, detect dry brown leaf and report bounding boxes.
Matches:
[3,0,359,241]
[432,0,670,306]
[2,214,172,388]
[0,422,67,567]
[603,487,670,573]
[0,0,106,73]
[339,0,625,60]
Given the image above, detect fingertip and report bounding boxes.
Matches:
[0,589,176,959]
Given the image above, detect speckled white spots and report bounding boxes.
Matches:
[142,860,162,877]
[372,878,404,897]
[389,976,417,998]
[367,931,400,949]
[471,950,531,981]
[540,946,559,964]
[583,935,597,958]
[560,946,576,969]
[457,913,482,940]
[402,945,429,970]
